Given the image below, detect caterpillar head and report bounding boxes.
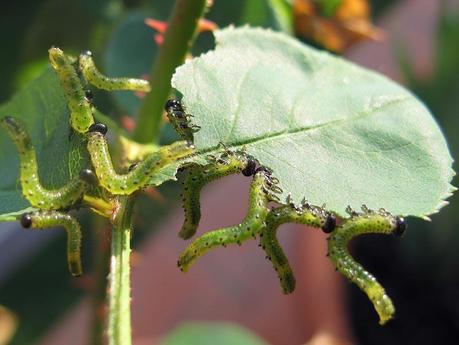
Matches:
[393,217,407,237]
[241,157,258,177]
[88,122,108,136]
[84,89,94,102]
[79,168,98,185]
[321,214,337,233]
[165,99,183,112]
[20,213,32,228]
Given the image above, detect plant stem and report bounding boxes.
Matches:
[133,0,207,144]
[108,195,135,345]
[89,218,111,345]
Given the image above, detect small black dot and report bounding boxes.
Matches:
[84,89,94,101]
[321,215,336,233]
[394,217,407,237]
[21,213,32,228]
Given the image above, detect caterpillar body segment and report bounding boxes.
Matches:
[165,99,201,142]
[1,116,91,210]
[327,208,406,325]
[48,48,94,133]
[262,204,335,294]
[179,152,251,240]
[178,169,274,271]
[79,51,151,92]
[87,130,195,195]
[20,211,83,276]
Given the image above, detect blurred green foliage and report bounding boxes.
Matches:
[161,322,268,345]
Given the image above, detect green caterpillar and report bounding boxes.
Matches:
[165,99,201,142]
[20,211,83,276]
[261,203,336,294]
[86,123,195,195]
[178,168,278,271]
[48,48,94,133]
[327,206,406,325]
[1,116,95,210]
[79,51,151,92]
[179,150,257,240]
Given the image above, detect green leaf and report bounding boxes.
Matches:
[0,68,89,218]
[172,27,455,217]
[161,322,268,345]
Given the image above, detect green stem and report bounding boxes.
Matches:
[133,0,207,143]
[108,195,135,345]
[89,218,111,345]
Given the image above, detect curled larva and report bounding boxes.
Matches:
[261,204,336,294]
[20,211,82,276]
[165,99,201,142]
[327,209,406,325]
[177,169,273,271]
[48,47,94,133]
[79,51,150,92]
[179,152,251,240]
[1,116,94,210]
[86,123,195,194]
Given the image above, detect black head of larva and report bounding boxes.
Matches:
[20,213,32,228]
[81,50,92,57]
[2,116,21,132]
[88,122,108,135]
[80,168,98,185]
[165,99,183,112]
[84,89,94,101]
[321,214,336,233]
[393,217,407,237]
[242,158,257,177]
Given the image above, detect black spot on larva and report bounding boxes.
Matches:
[242,158,257,177]
[20,213,32,228]
[321,214,336,233]
[88,122,108,135]
[80,168,98,185]
[394,217,407,237]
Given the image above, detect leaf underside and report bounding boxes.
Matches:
[172,26,455,217]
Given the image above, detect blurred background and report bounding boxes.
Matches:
[0,0,458,344]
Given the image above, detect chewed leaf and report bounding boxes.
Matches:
[172,26,455,217]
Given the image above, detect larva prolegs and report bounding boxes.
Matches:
[1,116,93,210]
[21,211,83,276]
[179,153,250,240]
[327,211,406,325]
[178,170,271,271]
[48,48,94,133]
[79,51,150,92]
